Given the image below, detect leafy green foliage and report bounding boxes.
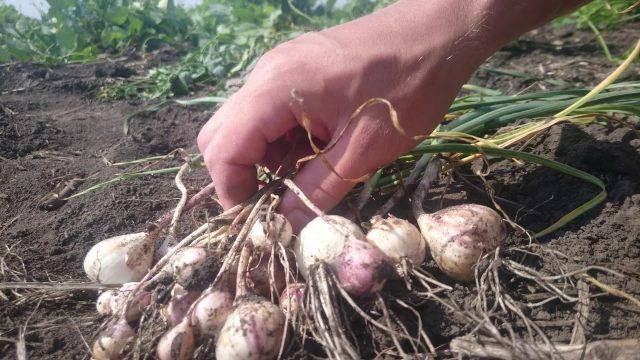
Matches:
[101,0,296,100]
[0,0,193,65]
[0,3,37,62]
[1,0,635,100]
[1,0,388,98]
[554,0,639,60]
[98,0,390,100]
[557,0,640,28]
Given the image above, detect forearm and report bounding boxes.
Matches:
[464,0,590,57]
[319,0,588,132]
[334,0,588,66]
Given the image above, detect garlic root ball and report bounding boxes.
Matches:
[84,232,153,284]
[250,213,293,250]
[366,215,427,265]
[216,296,285,360]
[416,204,506,281]
[294,215,365,280]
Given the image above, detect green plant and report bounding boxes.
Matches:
[558,0,640,28]
[555,0,640,60]
[99,0,390,101]
[0,0,387,92]
[0,0,193,65]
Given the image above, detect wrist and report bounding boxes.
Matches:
[334,0,589,77]
[471,0,589,51]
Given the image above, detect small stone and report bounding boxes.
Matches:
[584,124,609,141]
[607,127,636,143]
[551,26,573,38]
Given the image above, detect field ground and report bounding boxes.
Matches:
[1,23,639,359]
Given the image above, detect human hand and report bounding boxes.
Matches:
[197,0,585,231]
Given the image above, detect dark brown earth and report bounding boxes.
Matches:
[1,23,639,359]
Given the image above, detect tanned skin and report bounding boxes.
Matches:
[197,0,589,231]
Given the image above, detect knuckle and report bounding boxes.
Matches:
[196,125,209,152]
[204,132,227,165]
[198,129,227,170]
[251,32,325,82]
[253,47,291,77]
[197,114,218,152]
[293,31,323,45]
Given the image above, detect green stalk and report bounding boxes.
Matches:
[174,96,227,106]
[66,161,204,200]
[449,89,588,112]
[478,66,567,86]
[287,0,318,25]
[586,20,614,61]
[448,89,640,135]
[556,39,640,117]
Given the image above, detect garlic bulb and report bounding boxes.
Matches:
[416,204,506,281]
[366,215,427,265]
[249,212,293,250]
[92,319,135,360]
[336,239,392,296]
[83,232,153,284]
[156,318,195,360]
[171,246,216,290]
[96,282,150,321]
[247,255,286,298]
[279,283,306,318]
[162,284,201,327]
[294,215,365,280]
[96,290,117,316]
[216,296,285,360]
[191,290,234,337]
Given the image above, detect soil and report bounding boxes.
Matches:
[1,23,639,359]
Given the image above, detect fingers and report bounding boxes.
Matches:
[198,86,297,208]
[259,128,317,175]
[279,124,379,232]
